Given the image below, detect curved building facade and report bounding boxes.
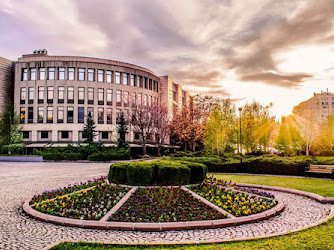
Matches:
[14,50,160,145]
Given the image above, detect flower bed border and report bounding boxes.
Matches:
[23,183,285,231]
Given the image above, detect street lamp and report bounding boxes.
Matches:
[238,107,242,164]
[236,130,239,154]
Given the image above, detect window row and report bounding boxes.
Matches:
[23,130,116,141]
[20,87,158,107]
[20,106,130,125]
[21,67,159,92]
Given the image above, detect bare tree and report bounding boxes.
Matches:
[131,103,155,155]
[152,104,170,155]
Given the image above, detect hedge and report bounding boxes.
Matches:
[88,149,131,161]
[108,160,207,185]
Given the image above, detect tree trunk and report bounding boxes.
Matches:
[158,145,161,155]
[143,144,146,155]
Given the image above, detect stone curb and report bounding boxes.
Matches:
[23,185,284,232]
[235,183,334,204]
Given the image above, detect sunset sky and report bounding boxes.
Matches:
[1,0,334,119]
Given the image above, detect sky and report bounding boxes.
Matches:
[1,0,334,119]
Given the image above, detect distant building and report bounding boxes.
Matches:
[292,90,334,122]
[0,50,190,147]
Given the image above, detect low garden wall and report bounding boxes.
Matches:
[0,156,43,162]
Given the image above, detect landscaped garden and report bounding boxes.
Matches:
[25,160,283,229]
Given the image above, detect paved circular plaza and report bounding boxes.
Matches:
[0,162,333,249]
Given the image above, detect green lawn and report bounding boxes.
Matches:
[212,174,334,197]
[52,174,334,250]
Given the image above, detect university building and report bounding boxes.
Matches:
[0,50,190,147]
[292,90,334,122]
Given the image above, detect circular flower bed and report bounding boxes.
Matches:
[25,175,283,231]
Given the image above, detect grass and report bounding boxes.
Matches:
[212,174,334,197]
[52,216,334,249]
[51,174,334,250]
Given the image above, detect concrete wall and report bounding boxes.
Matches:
[0,56,14,114]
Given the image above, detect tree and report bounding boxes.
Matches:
[313,115,334,155]
[240,101,276,153]
[131,104,155,155]
[170,95,213,151]
[117,112,128,148]
[204,100,236,155]
[0,101,22,153]
[152,104,170,155]
[82,112,97,144]
[275,116,303,156]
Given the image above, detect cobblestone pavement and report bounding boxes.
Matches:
[0,162,333,249]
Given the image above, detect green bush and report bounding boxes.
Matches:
[126,162,154,185]
[177,161,208,183]
[154,160,190,185]
[88,148,131,161]
[107,160,206,185]
[108,163,128,184]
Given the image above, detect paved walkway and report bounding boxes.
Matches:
[0,162,333,249]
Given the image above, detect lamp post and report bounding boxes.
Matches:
[236,130,239,154]
[238,107,242,164]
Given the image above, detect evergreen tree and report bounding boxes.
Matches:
[0,101,23,154]
[117,112,128,148]
[82,112,97,144]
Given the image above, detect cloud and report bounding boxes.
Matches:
[226,0,334,88]
[240,72,312,88]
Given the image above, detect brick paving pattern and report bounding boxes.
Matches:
[0,162,332,249]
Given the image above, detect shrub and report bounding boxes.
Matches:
[107,160,206,185]
[88,148,131,161]
[126,162,154,185]
[177,161,208,183]
[108,163,128,184]
[154,160,190,185]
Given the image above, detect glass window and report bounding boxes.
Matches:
[78,107,84,123]
[39,68,46,80]
[78,68,85,81]
[123,73,128,85]
[57,107,64,123]
[144,77,147,89]
[47,87,53,103]
[138,93,142,105]
[116,109,121,124]
[38,87,44,103]
[23,131,30,139]
[144,94,148,106]
[132,92,136,107]
[137,76,141,87]
[149,95,152,106]
[88,87,94,104]
[107,108,112,124]
[101,131,108,139]
[67,87,74,103]
[98,69,104,82]
[20,107,26,123]
[106,70,112,83]
[28,107,33,123]
[58,67,65,80]
[30,68,36,80]
[78,87,85,104]
[107,89,112,105]
[28,87,34,104]
[58,86,64,103]
[68,67,75,80]
[87,107,94,119]
[88,68,95,81]
[22,69,28,81]
[124,91,129,107]
[20,87,26,104]
[67,107,74,123]
[98,88,104,105]
[61,131,69,139]
[41,131,49,139]
[116,90,122,106]
[131,74,135,86]
[47,107,53,123]
[98,108,104,124]
[115,72,121,84]
[48,67,55,80]
[38,107,44,123]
